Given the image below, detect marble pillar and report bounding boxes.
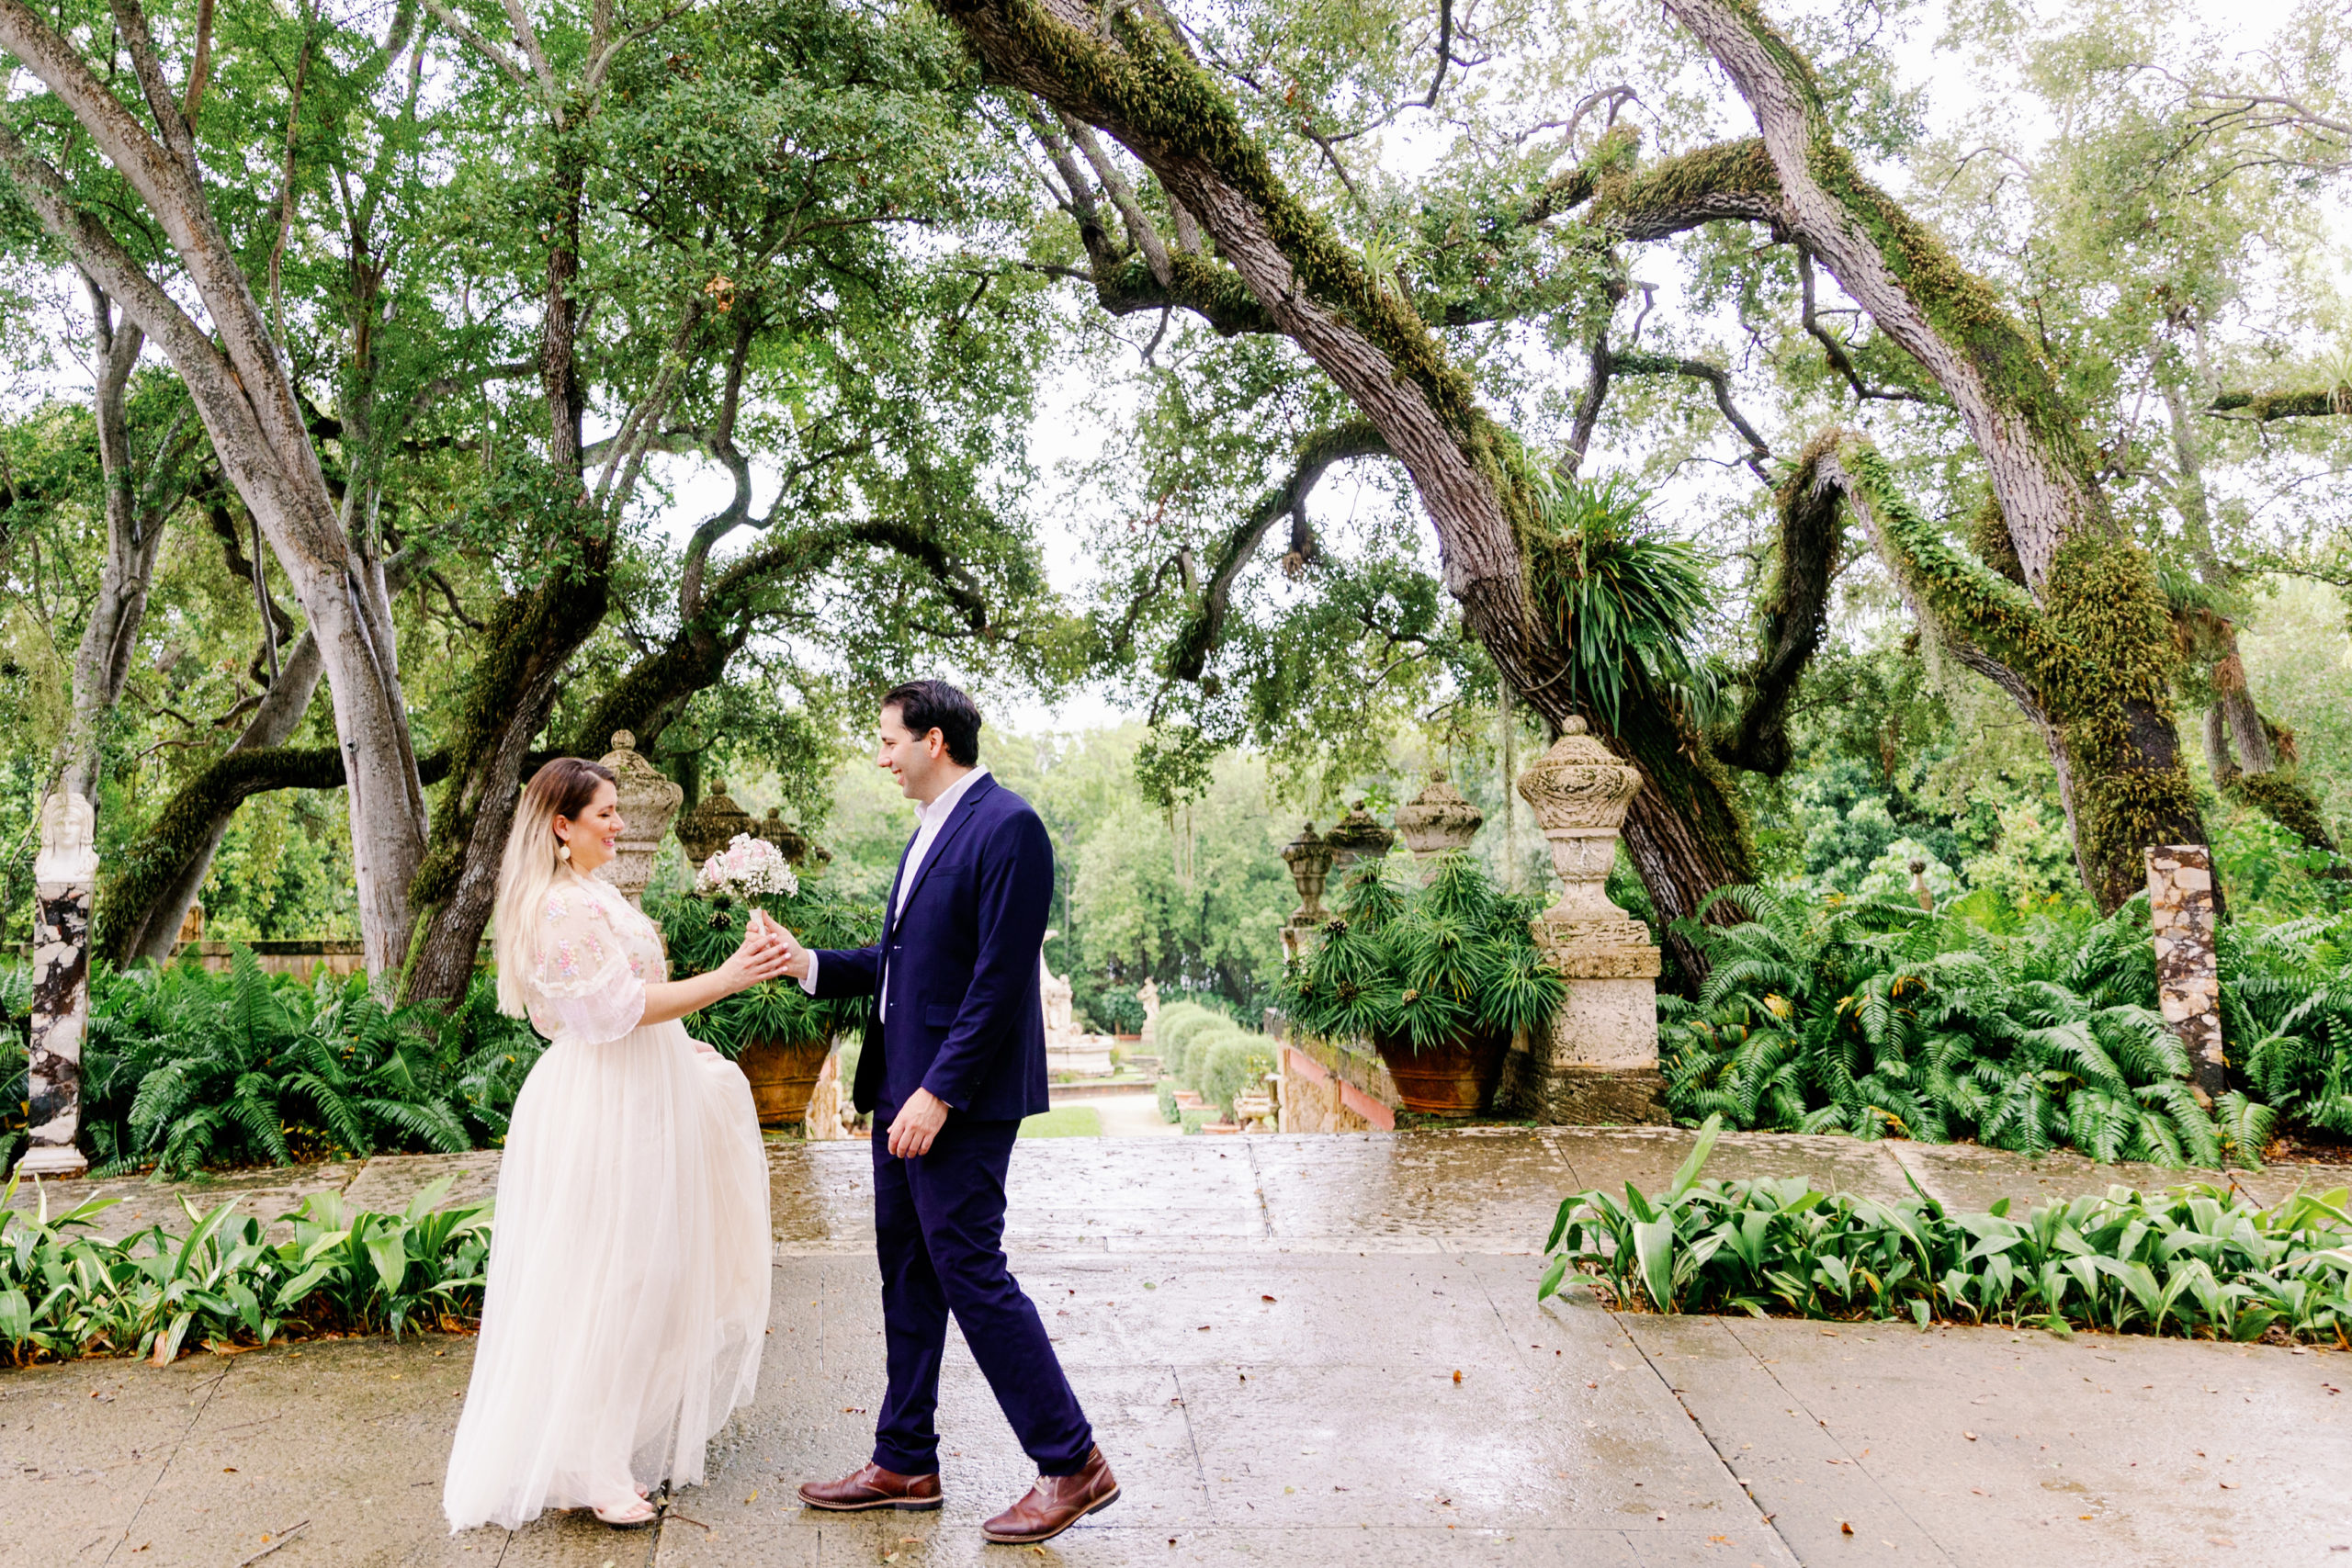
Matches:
[19,792,97,1178]
[1504,719,1668,1125]
[2146,844,2225,1104]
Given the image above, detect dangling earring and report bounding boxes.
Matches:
[558,840,571,862]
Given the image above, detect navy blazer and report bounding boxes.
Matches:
[811,773,1052,1122]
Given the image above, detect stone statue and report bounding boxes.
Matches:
[1137,977,1161,1046]
[1039,944,1077,1043]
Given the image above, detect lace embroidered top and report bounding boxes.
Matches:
[522,870,666,1044]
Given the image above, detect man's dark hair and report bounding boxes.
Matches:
[883,679,983,766]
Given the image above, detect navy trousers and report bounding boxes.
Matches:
[869,1115,1093,1477]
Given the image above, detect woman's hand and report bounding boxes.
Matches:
[714,920,793,995]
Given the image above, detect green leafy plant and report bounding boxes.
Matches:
[6,953,545,1179]
[1519,470,1718,733]
[0,1173,492,1368]
[652,883,879,1057]
[1540,1116,2352,1344]
[2226,913,2352,1138]
[1661,887,2258,1166]
[1283,855,1563,1050]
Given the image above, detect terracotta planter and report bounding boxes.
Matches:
[738,1037,831,1127]
[1374,1029,1510,1117]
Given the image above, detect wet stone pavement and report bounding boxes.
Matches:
[4,1128,2348,1567]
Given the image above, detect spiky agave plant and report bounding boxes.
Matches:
[1285,855,1561,1050]
[1519,469,1718,733]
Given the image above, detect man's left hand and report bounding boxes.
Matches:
[887,1088,950,1158]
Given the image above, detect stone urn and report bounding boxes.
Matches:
[1514,719,1656,969]
[674,778,755,869]
[1322,799,1395,882]
[1279,821,1335,961]
[1392,769,1484,874]
[753,807,832,876]
[1508,717,1666,1125]
[596,731,684,908]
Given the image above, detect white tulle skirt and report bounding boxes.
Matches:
[443,1019,771,1532]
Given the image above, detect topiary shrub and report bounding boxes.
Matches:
[1201,1033,1278,1121]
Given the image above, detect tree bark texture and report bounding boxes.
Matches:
[931,0,1765,980]
[0,0,427,972]
[1654,0,2208,910]
[399,563,613,1004]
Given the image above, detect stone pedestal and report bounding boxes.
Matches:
[1505,719,1668,1126]
[2147,844,2223,1104]
[18,792,96,1179]
[596,731,684,908]
[1393,770,1483,877]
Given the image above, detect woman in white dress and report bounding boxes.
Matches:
[445,756,787,1531]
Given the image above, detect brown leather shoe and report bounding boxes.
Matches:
[980,1446,1118,1543]
[797,1461,943,1512]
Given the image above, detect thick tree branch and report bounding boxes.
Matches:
[1166,420,1388,682]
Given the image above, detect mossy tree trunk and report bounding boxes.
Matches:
[2159,383,2338,853]
[1655,0,2208,911]
[931,0,1856,982]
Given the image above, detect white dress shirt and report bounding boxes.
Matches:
[798,765,989,1019]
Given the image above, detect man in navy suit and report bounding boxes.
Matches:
[777,680,1117,1544]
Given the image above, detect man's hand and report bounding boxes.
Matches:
[887,1088,950,1158]
[754,909,813,981]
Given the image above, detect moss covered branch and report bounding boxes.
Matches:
[2208,388,2352,421]
[1164,420,1387,683]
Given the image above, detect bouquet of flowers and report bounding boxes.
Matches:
[695,832,800,898]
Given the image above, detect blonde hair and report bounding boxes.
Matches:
[492,757,616,1017]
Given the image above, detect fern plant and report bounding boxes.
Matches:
[1662,887,2257,1168]
[2,952,545,1179]
[2224,913,2352,1138]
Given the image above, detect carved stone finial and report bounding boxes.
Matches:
[1323,799,1395,878]
[1393,768,1484,873]
[1513,725,1657,979]
[597,732,684,908]
[674,777,755,867]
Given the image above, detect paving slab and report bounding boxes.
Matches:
[340,1149,504,1214]
[1620,1310,2352,1566]
[5,1132,2346,1568]
[5,1161,364,1242]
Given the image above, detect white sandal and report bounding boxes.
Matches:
[592,1495,658,1529]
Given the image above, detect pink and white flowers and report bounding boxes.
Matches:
[695,831,799,898]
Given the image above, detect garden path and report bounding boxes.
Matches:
[4,1129,2347,1567]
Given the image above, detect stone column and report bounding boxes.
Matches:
[1507,719,1668,1125]
[1392,770,1484,878]
[1279,822,1335,962]
[18,792,97,1178]
[596,731,684,908]
[2146,845,2225,1105]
